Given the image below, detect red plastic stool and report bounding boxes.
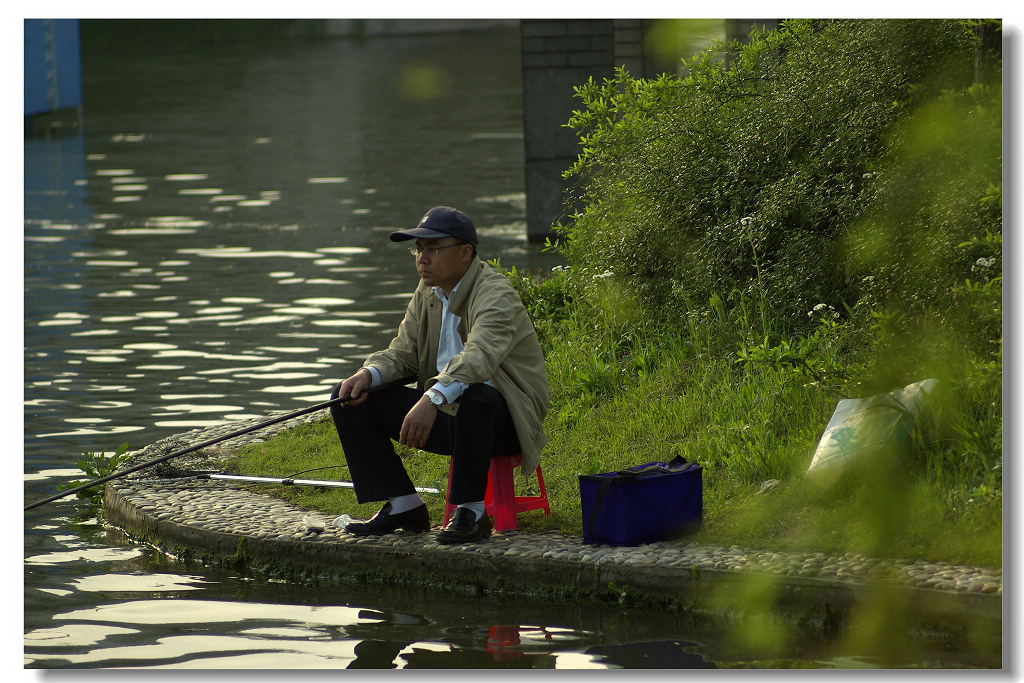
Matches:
[444,453,550,532]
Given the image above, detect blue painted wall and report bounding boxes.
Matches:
[25,19,83,116]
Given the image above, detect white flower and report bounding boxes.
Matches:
[592,270,614,280]
[973,256,996,270]
[808,303,826,316]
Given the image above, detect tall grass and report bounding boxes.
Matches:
[529,264,999,566]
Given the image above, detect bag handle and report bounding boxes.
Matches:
[613,455,692,478]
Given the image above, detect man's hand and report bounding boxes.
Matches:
[399,394,438,449]
[337,368,373,406]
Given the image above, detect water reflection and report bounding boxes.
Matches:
[27,590,715,670]
[23,26,612,670]
[26,534,720,670]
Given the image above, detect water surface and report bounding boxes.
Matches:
[23,26,992,670]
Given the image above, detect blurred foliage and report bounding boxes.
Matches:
[643,19,725,70]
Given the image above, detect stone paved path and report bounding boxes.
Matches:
[102,409,1002,633]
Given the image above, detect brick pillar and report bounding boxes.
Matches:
[520,19,617,242]
[613,19,645,77]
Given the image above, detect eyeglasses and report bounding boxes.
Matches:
[409,243,465,257]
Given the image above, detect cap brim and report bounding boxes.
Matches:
[389,227,451,242]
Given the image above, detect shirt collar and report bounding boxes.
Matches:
[432,280,460,303]
[427,261,480,315]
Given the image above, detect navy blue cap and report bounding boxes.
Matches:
[389,206,478,246]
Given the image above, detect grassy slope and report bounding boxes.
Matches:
[226,332,1001,569]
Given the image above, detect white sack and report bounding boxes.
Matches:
[805,378,938,485]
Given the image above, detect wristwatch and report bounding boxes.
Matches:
[426,390,445,408]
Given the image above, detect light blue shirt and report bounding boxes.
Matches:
[427,282,470,404]
[366,280,488,405]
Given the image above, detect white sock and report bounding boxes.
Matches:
[388,493,424,514]
[458,501,486,521]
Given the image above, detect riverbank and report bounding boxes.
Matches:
[102,409,1002,664]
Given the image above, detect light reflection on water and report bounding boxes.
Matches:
[25,24,982,671]
[24,553,654,671]
[24,519,697,670]
[26,26,665,671]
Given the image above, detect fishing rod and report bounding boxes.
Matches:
[197,473,438,495]
[24,376,416,512]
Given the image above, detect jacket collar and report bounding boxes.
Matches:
[442,260,482,317]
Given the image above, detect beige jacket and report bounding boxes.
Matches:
[363,260,550,472]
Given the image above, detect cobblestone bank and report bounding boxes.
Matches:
[104,410,1002,635]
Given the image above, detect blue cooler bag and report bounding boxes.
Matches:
[579,456,702,546]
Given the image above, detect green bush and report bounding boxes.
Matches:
[532,17,1002,561]
[559,19,978,334]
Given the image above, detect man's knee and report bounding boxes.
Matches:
[459,384,506,414]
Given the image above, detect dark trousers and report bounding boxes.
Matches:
[329,382,521,505]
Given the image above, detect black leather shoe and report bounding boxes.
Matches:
[344,502,430,536]
[437,507,492,545]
